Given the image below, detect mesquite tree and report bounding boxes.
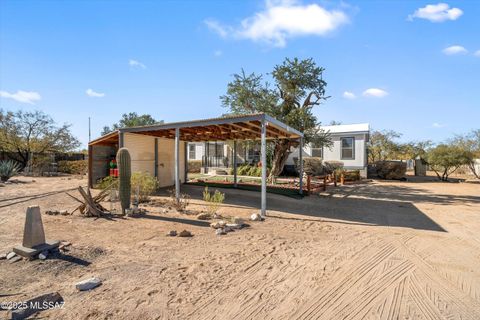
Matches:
[221,58,331,179]
[0,109,80,167]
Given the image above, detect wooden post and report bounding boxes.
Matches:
[261,120,267,217]
[307,175,311,194]
[333,171,337,187]
[175,128,180,203]
[340,173,345,185]
[119,131,124,148]
[323,176,327,191]
[88,145,93,188]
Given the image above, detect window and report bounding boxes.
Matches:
[311,148,323,158]
[207,142,224,157]
[341,137,355,159]
[189,144,196,159]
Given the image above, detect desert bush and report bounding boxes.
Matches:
[343,170,361,181]
[425,144,471,181]
[203,187,225,216]
[302,157,323,176]
[237,164,251,176]
[236,164,262,177]
[375,161,407,180]
[97,176,118,190]
[168,189,191,212]
[57,160,87,174]
[131,172,158,202]
[247,166,262,177]
[188,160,202,173]
[0,160,21,182]
[323,161,344,174]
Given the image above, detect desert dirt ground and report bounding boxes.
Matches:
[1,176,480,319]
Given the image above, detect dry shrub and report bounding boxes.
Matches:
[131,172,158,202]
[302,157,323,176]
[168,189,191,212]
[202,187,225,216]
[375,161,407,180]
[58,160,87,175]
[323,161,344,174]
[188,160,202,173]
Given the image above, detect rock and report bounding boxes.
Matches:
[0,253,6,260]
[250,213,262,221]
[196,212,211,220]
[178,230,192,237]
[210,222,220,229]
[210,220,227,229]
[59,241,72,250]
[232,217,245,225]
[75,277,102,291]
[226,223,242,230]
[39,251,48,260]
[223,226,234,233]
[167,230,177,237]
[10,292,63,320]
[59,210,69,216]
[6,252,16,260]
[9,256,22,264]
[216,228,226,236]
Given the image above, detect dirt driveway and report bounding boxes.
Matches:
[1,176,480,319]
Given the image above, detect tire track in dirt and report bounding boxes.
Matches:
[315,259,414,319]
[188,229,367,320]
[385,233,480,320]
[292,242,396,319]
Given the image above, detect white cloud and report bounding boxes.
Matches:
[362,88,388,98]
[0,90,41,104]
[205,0,349,47]
[86,88,105,98]
[474,50,480,57]
[342,91,356,99]
[129,59,146,69]
[432,122,444,128]
[442,45,468,55]
[214,50,223,57]
[408,3,463,22]
[205,19,230,38]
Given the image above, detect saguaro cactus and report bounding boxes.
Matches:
[116,147,131,214]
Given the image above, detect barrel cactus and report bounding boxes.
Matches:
[116,148,131,214]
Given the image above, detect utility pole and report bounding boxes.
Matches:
[88,117,91,142]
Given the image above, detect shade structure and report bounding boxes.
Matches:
[88,113,304,217]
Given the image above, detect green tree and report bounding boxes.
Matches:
[102,112,161,135]
[367,130,402,163]
[450,130,480,179]
[395,140,432,161]
[425,144,471,181]
[0,109,80,167]
[221,58,331,178]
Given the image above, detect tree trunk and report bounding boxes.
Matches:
[268,139,292,180]
[468,161,480,179]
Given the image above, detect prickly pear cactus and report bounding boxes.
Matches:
[116,147,131,214]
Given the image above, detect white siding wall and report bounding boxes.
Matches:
[286,133,368,169]
[323,133,367,169]
[124,133,186,188]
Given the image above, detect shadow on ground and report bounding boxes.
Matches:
[167,182,478,233]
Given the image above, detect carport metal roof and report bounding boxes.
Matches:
[88,113,303,146]
[88,113,305,218]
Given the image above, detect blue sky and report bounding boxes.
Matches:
[1,0,479,149]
